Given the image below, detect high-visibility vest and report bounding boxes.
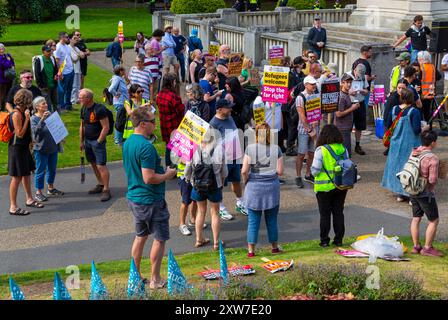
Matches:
[389,65,402,92]
[314,143,346,193]
[123,98,147,140]
[250,0,257,4]
[177,162,186,178]
[420,63,435,96]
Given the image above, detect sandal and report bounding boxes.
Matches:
[195,238,210,248]
[213,240,225,251]
[26,200,44,209]
[149,279,166,290]
[9,208,31,216]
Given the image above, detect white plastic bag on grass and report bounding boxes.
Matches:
[351,228,404,263]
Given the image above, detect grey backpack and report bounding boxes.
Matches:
[397,151,432,196]
[322,145,358,190]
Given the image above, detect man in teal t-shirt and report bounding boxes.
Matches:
[123,106,177,289]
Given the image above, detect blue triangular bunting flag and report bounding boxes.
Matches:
[90,261,109,300]
[53,272,72,300]
[219,240,229,285]
[127,258,145,298]
[9,277,25,300]
[167,249,191,295]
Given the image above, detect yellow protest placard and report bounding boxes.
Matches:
[305,95,322,123]
[262,71,289,87]
[253,106,266,125]
[209,42,220,58]
[228,53,244,77]
[177,111,209,145]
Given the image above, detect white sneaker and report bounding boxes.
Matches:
[396,197,405,202]
[187,221,208,229]
[357,174,361,181]
[219,208,234,221]
[179,224,192,236]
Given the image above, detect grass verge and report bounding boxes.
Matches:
[0,237,447,300]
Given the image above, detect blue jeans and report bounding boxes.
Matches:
[57,71,74,110]
[176,53,186,82]
[411,50,422,64]
[113,104,124,144]
[111,57,121,68]
[34,150,58,190]
[247,206,279,245]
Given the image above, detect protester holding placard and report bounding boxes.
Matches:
[31,96,64,203]
[199,66,223,118]
[294,76,320,189]
[224,77,247,130]
[242,123,284,257]
[156,73,185,167]
[8,89,41,216]
[335,74,359,157]
[185,83,210,122]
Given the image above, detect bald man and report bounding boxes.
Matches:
[79,88,111,201]
[216,44,231,90]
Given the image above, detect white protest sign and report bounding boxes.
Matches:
[45,112,68,144]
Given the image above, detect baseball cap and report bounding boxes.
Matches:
[216,98,234,109]
[314,15,321,20]
[396,52,411,61]
[42,45,52,52]
[340,73,354,82]
[304,75,318,85]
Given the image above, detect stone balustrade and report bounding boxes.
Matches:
[213,24,246,53]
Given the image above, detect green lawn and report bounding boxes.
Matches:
[0,237,447,300]
[0,8,152,43]
[0,44,163,175]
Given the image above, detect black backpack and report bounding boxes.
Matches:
[115,107,127,133]
[239,87,258,125]
[102,87,114,106]
[82,104,115,136]
[290,92,306,123]
[193,149,218,196]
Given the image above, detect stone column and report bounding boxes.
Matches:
[216,8,238,27]
[349,0,448,31]
[152,10,172,32]
[288,32,307,60]
[243,26,277,66]
[274,6,297,32]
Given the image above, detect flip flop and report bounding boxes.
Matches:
[9,208,31,216]
[213,240,225,251]
[195,238,210,248]
[149,279,166,290]
[26,201,44,209]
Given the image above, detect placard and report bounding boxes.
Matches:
[208,41,220,58]
[374,84,385,104]
[45,112,68,144]
[253,104,266,125]
[268,45,284,66]
[321,81,340,114]
[261,65,289,104]
[249,69,261,87]
[228,53,244,77]
[167,111,210,162]
[261,258,294,274]
[305,94,322,123]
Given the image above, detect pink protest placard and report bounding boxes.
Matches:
[261,85,288,104]
[374,85,385,103]
[167,129,198,163]
[305,95,322,123]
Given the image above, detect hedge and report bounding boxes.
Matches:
[170,0,226,14]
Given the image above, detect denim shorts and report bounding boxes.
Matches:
[127,199,170,240]
[191,187,223,203]
[297,133,315,155]
[84,139,107,165]
[178,178,193,205]
[225,163,242,184]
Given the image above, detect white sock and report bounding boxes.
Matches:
[236,198,243,205]
[219,203,226,211]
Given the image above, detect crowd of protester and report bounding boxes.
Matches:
[1,13,447,286]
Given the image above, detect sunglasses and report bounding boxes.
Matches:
[22,76,33,80]
[136,90,144,93]
[142,118,156,124]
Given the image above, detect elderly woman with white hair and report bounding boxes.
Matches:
[0,43,15,111]
[185,83,210,122]
[417,50,440,122]
[31,96,64,202]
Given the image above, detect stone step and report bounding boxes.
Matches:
[322,23,404,39]
[325,30,395,45]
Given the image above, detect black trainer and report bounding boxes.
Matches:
[355,145,366,155]
[319,242,330,248]
[304,174,315,184]
[295,177,304,188]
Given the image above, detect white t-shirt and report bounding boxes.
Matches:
[70,46,82,74]
[442,54,448,81]
[347,71,368,102]
[55,43,73,75]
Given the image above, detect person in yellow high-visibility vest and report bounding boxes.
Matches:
[247,0,259,11]
[311,124,350,247]
[389,52,411,93]
[123,84,150,140]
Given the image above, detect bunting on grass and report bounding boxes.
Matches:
[53,272,72,300]
[90,261,109,300]
[9,277,25,300]
[127,258,145,299]
[219,240,229,285]
[167,249,191,295]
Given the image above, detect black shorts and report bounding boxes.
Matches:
[178,178,193,205]
[352,101,366,131]
[84,139,107,165]
[411,196,439,222]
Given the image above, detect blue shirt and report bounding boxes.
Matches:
[199,79,216,116]
[173,35,187,55]
[161,32,176,57]
[123,134,166,205]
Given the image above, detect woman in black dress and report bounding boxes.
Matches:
[8,89,43,216]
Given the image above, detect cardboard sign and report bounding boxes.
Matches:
[167,111,210,162]
[228,53,244,77]
[305,94,322,123]
[321,81,340,114]
[268,45,284,66]
[261,257,294,274]
[253,104,266,125]
[261,65,289,104]
[199,265,256,280]
[209,41,220,58]
[249,69,261,87]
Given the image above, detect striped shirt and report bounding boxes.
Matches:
[144,56,160,82]
[128,66,153,101]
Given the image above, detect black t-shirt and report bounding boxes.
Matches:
[75,40,88,75]
[81,103,107,140]
[405,26,431,51]
[216,58,229,90]
[7,85,42,109]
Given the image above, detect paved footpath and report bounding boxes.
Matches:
[0,53,447,274]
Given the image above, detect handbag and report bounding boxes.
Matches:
[382,105,409,148]
[4,67,16,81]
